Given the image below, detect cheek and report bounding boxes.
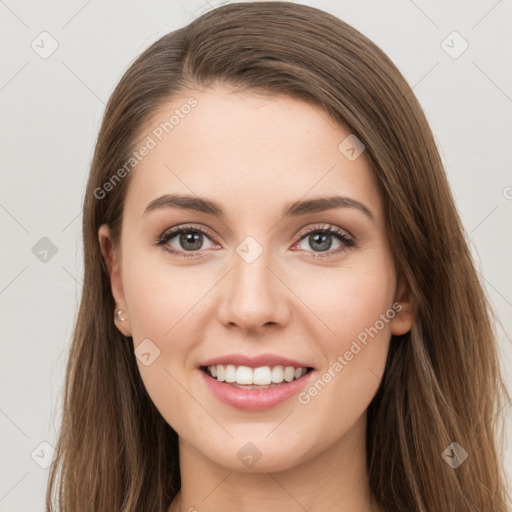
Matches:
[122,256,206,429]
[294,254,395,412]
[122,244,205,340]
[293,257,396,348]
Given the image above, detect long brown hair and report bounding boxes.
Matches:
[46,2,510,510]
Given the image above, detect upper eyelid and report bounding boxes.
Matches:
[295,223,353,240]
[160,223,217,242]
[159,223,354,246]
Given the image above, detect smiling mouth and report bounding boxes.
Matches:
[200,364,314,389]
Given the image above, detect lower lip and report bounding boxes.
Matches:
[198,368,315,411]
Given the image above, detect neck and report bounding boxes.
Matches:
[169,412,377,512]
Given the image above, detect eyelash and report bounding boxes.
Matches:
[153,223,356,259]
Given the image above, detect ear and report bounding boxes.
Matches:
[98,224,132,337]
[390,274,414,336]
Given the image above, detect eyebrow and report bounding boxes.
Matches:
[143,193,374,222]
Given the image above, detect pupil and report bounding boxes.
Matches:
[180,231,202,251]
[310,233,331,252]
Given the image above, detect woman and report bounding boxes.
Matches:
[46,2,510,511]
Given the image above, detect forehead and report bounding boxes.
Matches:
[124,86,383,223]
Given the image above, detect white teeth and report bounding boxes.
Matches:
[284,366,295,382]
[253,366,272,385]
[271,365,284,383]
[236,366,253,384]
[225,364,236,383]
[206,364,308,385]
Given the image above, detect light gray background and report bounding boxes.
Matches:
[1,0,511,510]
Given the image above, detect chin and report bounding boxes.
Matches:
[197,434,316,474]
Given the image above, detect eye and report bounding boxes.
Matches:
[292,223,355,259]
[154,223,356,259]
[154,224,218,258]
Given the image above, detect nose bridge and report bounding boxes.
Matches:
[217,236,288,331]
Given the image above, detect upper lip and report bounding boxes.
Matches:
[200,353,313,369]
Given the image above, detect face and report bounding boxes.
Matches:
[99,85,413,472]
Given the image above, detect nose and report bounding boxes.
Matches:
[217,247,290,334]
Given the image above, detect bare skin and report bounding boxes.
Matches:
[99,85,414,512]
